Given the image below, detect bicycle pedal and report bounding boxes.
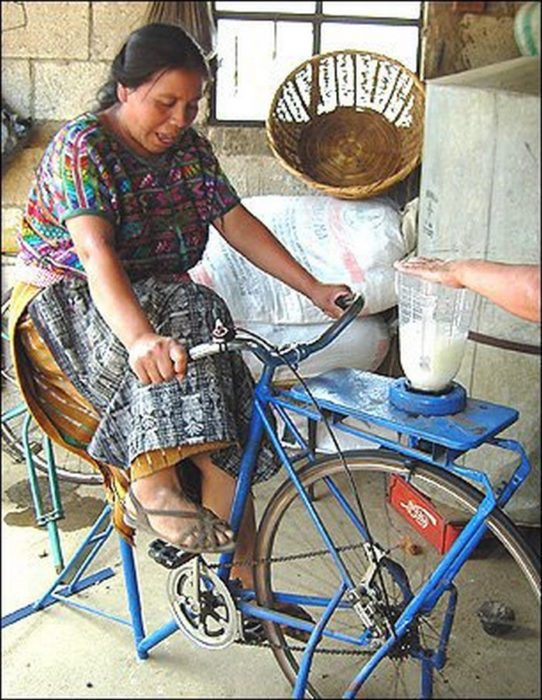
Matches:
[241,616,267,644]
[148,538,196,569]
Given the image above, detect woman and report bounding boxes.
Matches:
[9,23,352,590]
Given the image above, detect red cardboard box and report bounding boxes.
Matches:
[388,474,463,554]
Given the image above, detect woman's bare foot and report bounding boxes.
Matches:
[128,466,234,549]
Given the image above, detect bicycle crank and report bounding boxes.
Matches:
[167,557,242,650]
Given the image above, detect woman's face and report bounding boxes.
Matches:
[115,67,204,157]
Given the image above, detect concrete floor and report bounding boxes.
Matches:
[2,443,540,699]
[1,449,294,699]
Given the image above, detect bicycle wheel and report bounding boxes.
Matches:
[255,449,540,698]
[1,288,102,485]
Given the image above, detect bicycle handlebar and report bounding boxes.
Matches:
[187,293,365,368]
[304,293,365,356]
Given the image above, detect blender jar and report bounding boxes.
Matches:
[396,271,475,393]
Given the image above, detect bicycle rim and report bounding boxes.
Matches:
[254,449,540,698]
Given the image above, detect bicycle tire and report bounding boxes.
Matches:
[254,449,540,698]
[1,287,102,486]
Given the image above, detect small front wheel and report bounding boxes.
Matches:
[254,450,540,698]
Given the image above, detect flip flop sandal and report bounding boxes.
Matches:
[123,487,236,554]
[242,603,315,643]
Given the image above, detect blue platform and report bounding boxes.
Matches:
[283,369,518,453]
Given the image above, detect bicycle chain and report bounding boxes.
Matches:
[206,541,377,655]
[236,637,375,655]
[206,540,366,571]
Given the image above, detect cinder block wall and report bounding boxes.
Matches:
[1,0,314,264]
[2,0,522,262]
[2,2,146,120]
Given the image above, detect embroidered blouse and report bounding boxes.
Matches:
[16,112,240,287]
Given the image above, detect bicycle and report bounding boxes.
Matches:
[155,293,538,698]
[3,293,540,698]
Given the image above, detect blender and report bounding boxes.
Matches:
[389,270,476,416]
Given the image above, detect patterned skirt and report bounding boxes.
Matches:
[20,276,281,540]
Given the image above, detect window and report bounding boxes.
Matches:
[211,1,423,124]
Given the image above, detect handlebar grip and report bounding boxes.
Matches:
[335,294,355,311]
[337,293,364,318]
[187,341,224,362]
[304,293,365,355]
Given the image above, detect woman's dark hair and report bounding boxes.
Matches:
[95,23,210,110]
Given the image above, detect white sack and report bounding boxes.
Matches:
[239,314,390,383]
[190,195,415,324]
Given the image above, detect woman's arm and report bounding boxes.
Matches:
[214,203,353,319]
[394,257,540,323]
[67,215,187,384]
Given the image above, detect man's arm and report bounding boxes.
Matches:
[394,257,540,323]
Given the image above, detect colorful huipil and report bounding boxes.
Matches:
[17,112,240,286]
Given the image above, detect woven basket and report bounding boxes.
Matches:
[266,50,425,199]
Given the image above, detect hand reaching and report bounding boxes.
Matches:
[394,257,464,288]
[394,257,540,322]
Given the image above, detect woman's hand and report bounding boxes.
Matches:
[128,333,188,385]
[309,282,355,319]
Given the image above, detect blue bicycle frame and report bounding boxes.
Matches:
[201,323,530,698]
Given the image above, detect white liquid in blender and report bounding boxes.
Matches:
[399,321,466,392]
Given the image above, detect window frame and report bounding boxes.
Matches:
[209,1,424,126]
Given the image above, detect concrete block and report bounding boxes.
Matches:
[1,253,18,300]
[1,208,23,255]
[219,155,319,198]
[1,59,32,118]
[91,2,148,60]
[1,1,89,60]
[206,126,271,156]
[34,61,110,120]
[462,345,540,526]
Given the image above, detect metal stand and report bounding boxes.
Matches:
[2,410,186,660]
[21,412,65,572]
[1,407,148,658]
[2,504,117,628]
[2,500,189,661]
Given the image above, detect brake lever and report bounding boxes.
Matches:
[211,318,236,341]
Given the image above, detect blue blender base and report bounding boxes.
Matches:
[389,378,467,416]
